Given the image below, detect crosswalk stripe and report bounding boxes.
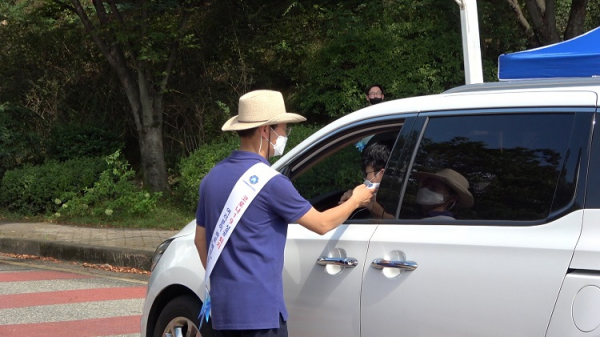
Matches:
[0,270,92,282]
[0,278,120,296]
[0,315,141,336]
[0,298,145,325]
[0,286,146,309]
[0,261,147,336]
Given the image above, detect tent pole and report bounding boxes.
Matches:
[455,0,484,84]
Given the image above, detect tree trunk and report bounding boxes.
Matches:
[138,121,170,193]
[64,0,188,194]
[524,0,561,46]
[564,0,589,40]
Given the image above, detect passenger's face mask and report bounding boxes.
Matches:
[269,127,288,157]
[416,187,446,206]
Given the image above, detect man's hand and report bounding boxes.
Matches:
[350,184,376,208]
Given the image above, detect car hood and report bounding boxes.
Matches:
[172,219,197,239]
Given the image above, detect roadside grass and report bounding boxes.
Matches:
[0,208,45,222]
[0,200,193,230]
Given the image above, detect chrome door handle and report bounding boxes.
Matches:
[371,259,418,271]
[317,257,358,267]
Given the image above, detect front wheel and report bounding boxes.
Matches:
[153,295,213,337]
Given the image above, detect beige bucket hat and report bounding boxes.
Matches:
[414,168,474,208]
[222,90,306,131]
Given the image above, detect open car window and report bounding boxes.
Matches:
[286,118,405,217]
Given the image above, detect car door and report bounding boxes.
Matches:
[547,109,600,336]
[360,107,594,336]
[280,117,407,336]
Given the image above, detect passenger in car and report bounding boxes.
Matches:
[413,169,474,220]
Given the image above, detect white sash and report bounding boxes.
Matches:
[199,162,279,325]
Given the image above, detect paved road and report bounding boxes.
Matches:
[0,255,147,336]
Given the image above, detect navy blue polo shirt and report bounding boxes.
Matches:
[196,151,312,330]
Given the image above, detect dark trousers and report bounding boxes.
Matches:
[214,314,288,337]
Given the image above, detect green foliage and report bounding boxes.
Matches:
[587,1,600,30]
[177,135,240,209]
[0,103,45,179]
[293,145,362,200]
[285,123,321,154]
[0,157,107,215]
[290,1,466,121]
[2,0,593,224]
[46,124,123,161]
[56,151,161,219]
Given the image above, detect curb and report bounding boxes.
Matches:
[0,238,154,271]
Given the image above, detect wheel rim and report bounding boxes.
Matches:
[163,316,201,337]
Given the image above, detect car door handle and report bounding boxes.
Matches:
[317,257,359,267]
[371,259,418,271]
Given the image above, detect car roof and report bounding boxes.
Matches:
[444,77,600,94]
[276,78,600,168]
[341,78,600,123]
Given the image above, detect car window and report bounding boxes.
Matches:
[399,113,576,221]
[289,122,403,216]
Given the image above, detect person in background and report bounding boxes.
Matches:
[366,84,385,105]
[355,85,386,151]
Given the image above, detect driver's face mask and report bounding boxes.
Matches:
[363,170,382,190]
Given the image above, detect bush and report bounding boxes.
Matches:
[0,157,107,215]
[285,123,321,154]
[0,104,45,180]
[57,151,161,219]
[292,1,465,121]
[46,124,123,162]
[177,124,322,210]
[177,136,240,209]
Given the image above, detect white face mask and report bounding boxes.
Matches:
[269,128,288,157]
[416,187,446,205]
[363,170,382,190]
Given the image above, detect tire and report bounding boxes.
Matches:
[153,295,214,337]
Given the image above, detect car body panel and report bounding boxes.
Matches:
[140,221,204,336]
[361,211,583,337]
[546,270,600,336]
[284,224,377,337]
[571,209,600,271]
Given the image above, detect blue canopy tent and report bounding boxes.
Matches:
[498,26,600,80]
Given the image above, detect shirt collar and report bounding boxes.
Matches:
[231,150,270,165]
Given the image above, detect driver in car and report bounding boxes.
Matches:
[339,142,393,218]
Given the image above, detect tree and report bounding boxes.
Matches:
[506,0,590,46]
[52,0,202,193]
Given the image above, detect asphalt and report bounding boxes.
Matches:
[0,221,179,271]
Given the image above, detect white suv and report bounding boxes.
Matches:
[142,77,600,337]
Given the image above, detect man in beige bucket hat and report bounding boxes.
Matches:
[195,90,374,336]
[414,168,473,219]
